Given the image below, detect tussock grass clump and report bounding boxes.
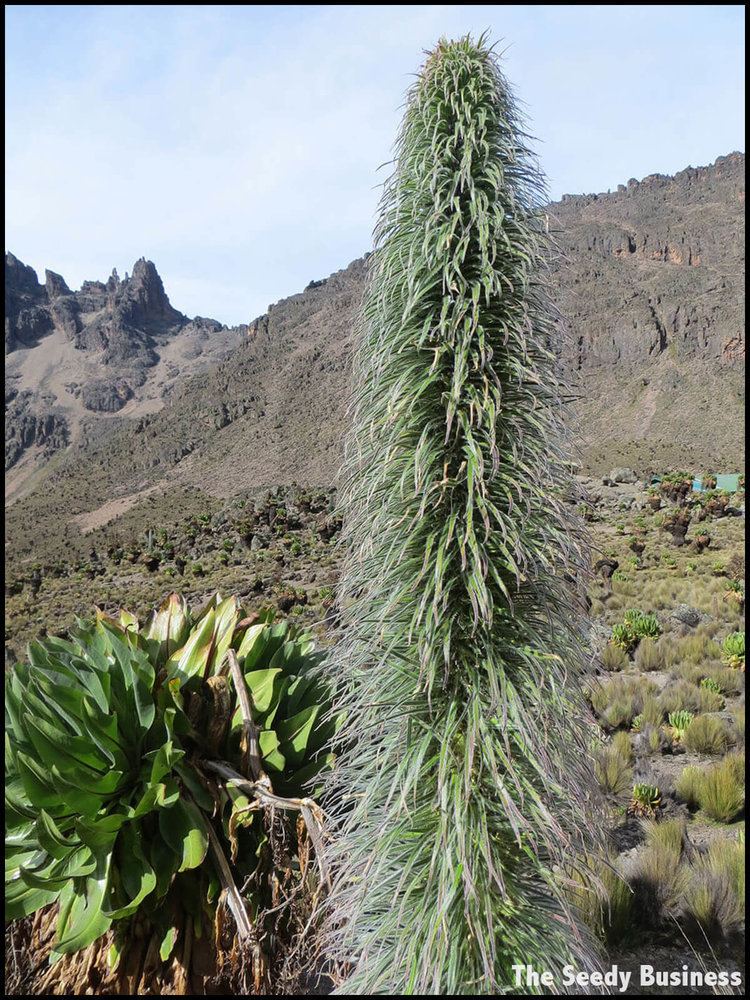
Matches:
[658,680,702,715]
[642,816,687,856]
[589,675,656,730]
[657,677,724,715]
[696,684,726,713]
[628,836,687,928]
[611,730,634,763]
[675,765,706,810]
[594,746,633,799]
[681,868,744,941]
[566,855,634,946]
[601,642,629,672]
[659,634,682,668]
[322,35,602,993]
[672,662,705,685]
[680,633,723,664]
[730,705,745,742]
[705,666,743,696]
[675,756,744,821]
[640,723,668,755]
[704,834,745,908]
[683,714,732,755]
[634,636,665,672]
[639,694,665,728]
[697,753,745,823]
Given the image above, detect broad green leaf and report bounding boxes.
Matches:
[159,925,178,962]
[258,729,286,772]
[5,876,59,920]
[165,609,217,685]
[174,761,215,813]
[75,813,127,852]
[158,799,209,872]
[54,853,113,955]
[104,825,156,919]
[150,835,181,898]
[241,668,282,714]
[236,623,268,667]
[144,740,184,785]
[36,810,81,860]
[127,778,180,819]
[276,705,321,768]
[146,593,190,665]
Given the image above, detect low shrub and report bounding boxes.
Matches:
[667,710,694,742]
[628,782,662,818]
[611,610,662,654]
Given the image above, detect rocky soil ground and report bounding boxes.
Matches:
[4,471,746,993]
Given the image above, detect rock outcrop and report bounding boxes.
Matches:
[4,256,248,475]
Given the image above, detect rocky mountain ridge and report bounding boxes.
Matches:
[4,153,744,559]
[5,254,247,479]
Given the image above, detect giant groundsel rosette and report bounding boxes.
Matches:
[5,594,339,993]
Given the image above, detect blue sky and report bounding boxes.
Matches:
[5,5,745,325]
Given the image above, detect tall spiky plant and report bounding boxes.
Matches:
[322,35,603,994]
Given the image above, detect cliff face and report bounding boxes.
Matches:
[552,151,744,372]
[549,152,744,475]
[4,153,745,533]
[5,255,247,479]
